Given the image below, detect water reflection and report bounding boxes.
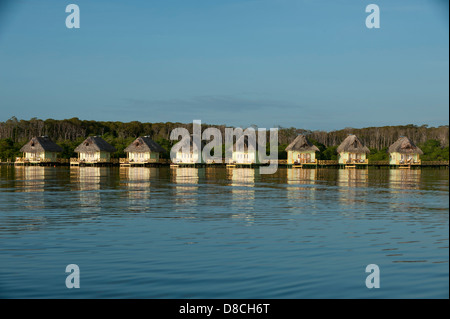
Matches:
[389,169,421,190]
[15,166,47,192]
[70,167,103,213]
[337,168,369,209]
[171,168,203,210]
[14,166,52,211]
[120,166,155,182]
[287,168,316,185]
[388,169,425,216]
[205,166,218,180]
[71,167,102,190]
[338,168,369,187]
[119,167,153,191]
[286,168,317,214]
[228,168,256,223]
[119,167,156,211]
[0,166,448,298]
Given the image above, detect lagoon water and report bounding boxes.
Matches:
[0,166,448,298]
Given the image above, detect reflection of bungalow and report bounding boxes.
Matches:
[17,136,62,164]
[72,136,116,165]
[172,135,205,164]
[286,168,316,207]
[389,169,421,189]
[285,135,319,165]
[388,136,422,166]
[337,135,369,166]
[229,135,260,165]
[230,168,256,217]
[122,136,166,165]
[172,167,202,184]
[287,167,316,185]
[338,169,369,206]
[230,167,256,185]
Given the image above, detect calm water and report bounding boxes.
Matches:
[0,166,448,298]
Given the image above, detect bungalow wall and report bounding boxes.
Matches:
[78,151,111,162]
[338,152,367,164]
[389,152,420,165]
[232,151,259,164]
[127,152,159,163]
[175,151,203,163]
[24,151,58,162]
[287,151,316,164]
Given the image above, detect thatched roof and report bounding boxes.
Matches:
[74,136,116,153]
[174,134,206,152]
[20,136,63,153]
[388,136,423,154]
[285,135,319,152]
[337,134,370,153]
[234,135,258,152]
[224,134,260,153]
[124,136,166,153]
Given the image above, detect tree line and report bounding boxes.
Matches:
[0,117,448,161]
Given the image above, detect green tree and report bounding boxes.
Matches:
[0,138,20,161]
[419,140,449,161]
[368,147,389,161]
[322,146,338,160]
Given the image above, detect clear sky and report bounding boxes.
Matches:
[0,0,448,131]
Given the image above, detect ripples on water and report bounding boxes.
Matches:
[0,166,448,298]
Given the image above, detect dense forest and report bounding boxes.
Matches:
[0,117,448,161]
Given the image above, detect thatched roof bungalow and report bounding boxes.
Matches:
[337,134,370,164]
[123,136,166,163]
[19,136,63,163]
[229,134,261,164]
[285,135,320,164]
[74,136,116,163]
[172,134,206,164]
[388,136,423,165]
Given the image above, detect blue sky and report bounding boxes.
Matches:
[0,0,448,130]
